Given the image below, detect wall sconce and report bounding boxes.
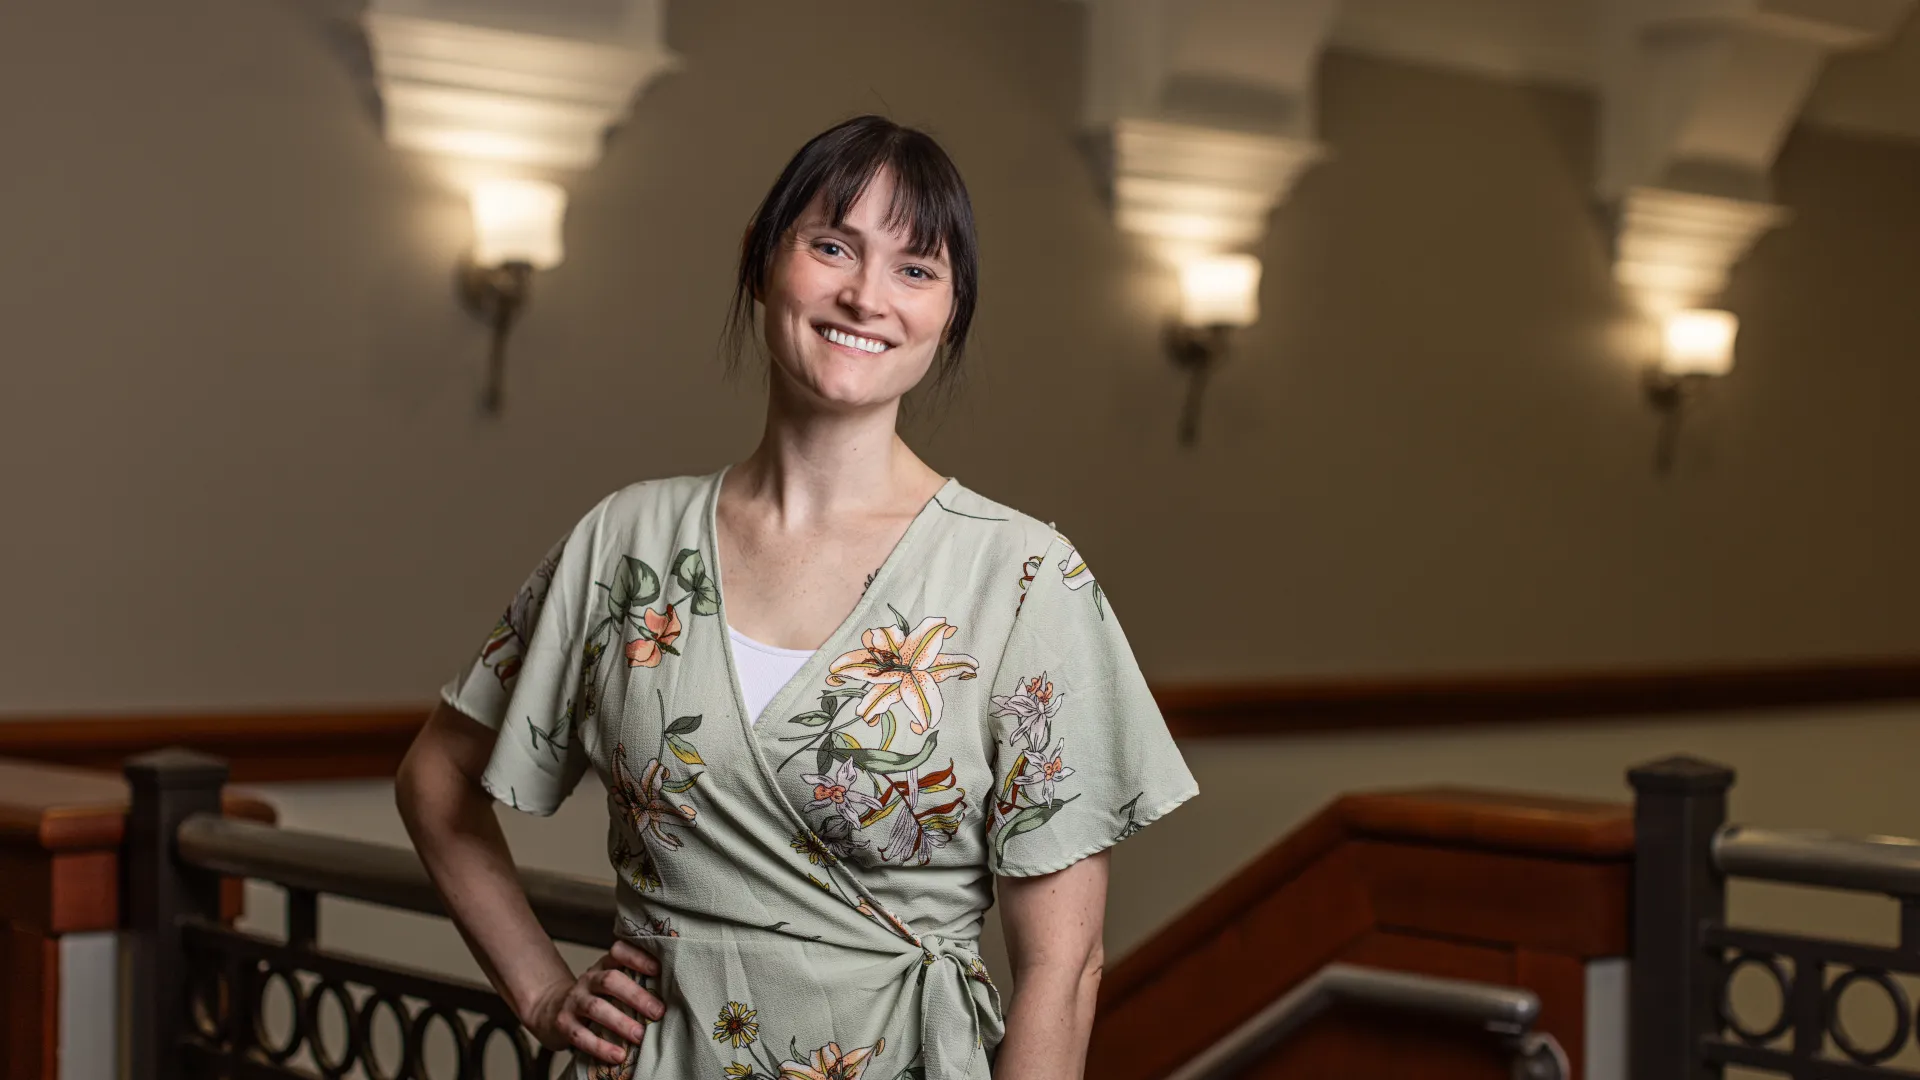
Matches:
[1166,253,1262,445]
[1645,308,1737,473]
[460,178,566,415]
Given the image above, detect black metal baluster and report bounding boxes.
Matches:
[288,887,319,948]
[125,748,230,1080]
[1629,755,1735,1080]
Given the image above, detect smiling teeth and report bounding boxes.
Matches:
[820,326,889,354]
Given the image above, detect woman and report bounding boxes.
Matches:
[397,115,1196,1080]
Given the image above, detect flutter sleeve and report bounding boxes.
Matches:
[440,509,601,816]
[984,533,1198,877]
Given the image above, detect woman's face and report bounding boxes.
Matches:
[760,169,954,413]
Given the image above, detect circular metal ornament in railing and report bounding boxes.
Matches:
[409,1003,474,1080]
[1824,967,1911,1066]
[303,977,359,1079]
[472,1017,540,1080]
[252,966,307,1063]
[1721,951,1795,1045]
[356,990,412,1080]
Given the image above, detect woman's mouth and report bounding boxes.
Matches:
[815,324,893,355]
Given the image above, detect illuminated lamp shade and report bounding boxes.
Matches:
[469,178,567,270]
[1661,309,1737,377]
[1178,254,1262,328]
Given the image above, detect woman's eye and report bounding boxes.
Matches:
[902,265,936,281]
[816,241,846,257]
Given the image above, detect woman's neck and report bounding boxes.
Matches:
[731,378,942,524]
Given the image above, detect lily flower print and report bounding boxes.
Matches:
[623,604,682,667]
[1057,546,1096,590]
[825,616,978,735]
[778,1039,884,1080]
[800,757,884,829]
[1013,742,1076,804]
[612,745,698,850]
[988,672,1063,750]
[881,803,958,865]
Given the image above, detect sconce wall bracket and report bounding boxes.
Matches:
[1166,323,1232,447]
[1644,369,1706,475]
[459,260,534,416]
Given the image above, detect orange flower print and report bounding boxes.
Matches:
[623,604,682,668]
[801,758,884,828]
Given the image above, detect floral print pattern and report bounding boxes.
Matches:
[801,757,885,828]
[779,1039,885,1080]
[624,603,683,667]
[825,612,979,736]
[441,472,1196,1080]
[988,673,1061,752]
[987,672,1083,866]
[713,1002,761,1049]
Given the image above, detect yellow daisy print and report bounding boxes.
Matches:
[711,1001,759,1048]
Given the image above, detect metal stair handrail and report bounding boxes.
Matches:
[1162,962,1570,1080]
[175,811,617,948]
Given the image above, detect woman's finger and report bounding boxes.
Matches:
[593,968,665,1020]
[564,1015,630,1068]
[609,940,661,975]
[579,992,649,1045]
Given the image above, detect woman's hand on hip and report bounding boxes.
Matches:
[522,940,664,1067]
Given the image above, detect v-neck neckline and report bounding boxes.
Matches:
[703,465,961,771]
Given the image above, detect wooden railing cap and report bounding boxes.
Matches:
[0,756,275,852]
[1335,786,1634,859]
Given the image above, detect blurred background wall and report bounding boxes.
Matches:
[4,0,1920,992]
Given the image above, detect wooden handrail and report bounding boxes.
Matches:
[1094,786,1634,1080]
[0,758,275,1080]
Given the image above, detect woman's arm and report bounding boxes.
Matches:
[395,700,661,1066]
[992,851,1110,1079]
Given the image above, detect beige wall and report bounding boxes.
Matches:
[5,0,1920,715]
[8,0,1920,1044]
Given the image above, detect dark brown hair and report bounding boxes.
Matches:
[723,116,979,389]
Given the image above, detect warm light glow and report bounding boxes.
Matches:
[1178,254,1262,328]
[1661,309,1738,377]
[469,178,567,270]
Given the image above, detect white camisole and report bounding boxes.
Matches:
[728,625,817,725]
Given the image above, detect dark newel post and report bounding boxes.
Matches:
[125,748,229,1080]
[1628,755,1735,1080]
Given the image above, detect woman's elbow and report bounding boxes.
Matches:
[1077,940,1105,998]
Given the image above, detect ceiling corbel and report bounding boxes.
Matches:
[1598,0,1915,311]
[1082,0,1342,259]
[361,0,678,172]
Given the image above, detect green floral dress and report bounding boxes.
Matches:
[442,469,1197,1080]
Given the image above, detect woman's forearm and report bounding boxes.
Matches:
[992,952,1102,1079]
[395,731,573,1020]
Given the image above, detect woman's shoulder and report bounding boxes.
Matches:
[562,472,719,535]
[932,480,1070,562]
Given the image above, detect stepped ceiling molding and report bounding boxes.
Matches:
[1598,0,1916,311]
[360,0,677,171]
[1084,0,1920,304]
[1081,0,1340,258]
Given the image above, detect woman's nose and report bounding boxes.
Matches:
[838,266,885,320]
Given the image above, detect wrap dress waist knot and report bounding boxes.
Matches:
[914,934,1002,1080]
